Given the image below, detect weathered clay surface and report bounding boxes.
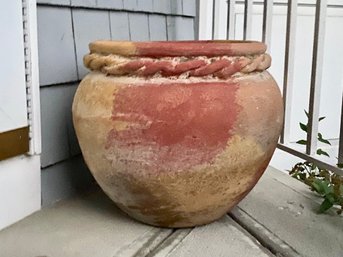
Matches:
[72,40,283,227]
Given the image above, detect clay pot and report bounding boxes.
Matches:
[72,40,283,228]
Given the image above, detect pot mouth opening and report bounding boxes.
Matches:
[88,40,267,58]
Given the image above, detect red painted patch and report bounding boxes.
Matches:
[214,60,242,79]
[189,59,231,77]
[106,82,240,170]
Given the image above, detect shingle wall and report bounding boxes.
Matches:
[37,0,196,206]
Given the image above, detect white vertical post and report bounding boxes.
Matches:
[306,0,327,155]
[281,0,297,144]
[227,0,236,39]
[198,0,214,40]
[243,0,253,40]
[338,95,343,164]
[213,0,229,39]
[26,0,41,155]
[262,0,273,47]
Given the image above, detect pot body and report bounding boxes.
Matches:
[72,41,283,227]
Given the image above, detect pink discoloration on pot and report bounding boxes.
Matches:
[73,40,283,228]
[106,82,240,170]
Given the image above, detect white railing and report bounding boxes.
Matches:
[196,0,343,175]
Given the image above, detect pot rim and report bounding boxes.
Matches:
[89,40,267,57]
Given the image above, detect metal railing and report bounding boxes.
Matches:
[196,0,343,176]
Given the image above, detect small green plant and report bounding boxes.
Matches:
[289,111,343,214]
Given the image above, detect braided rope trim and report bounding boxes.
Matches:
[84,53,271,79]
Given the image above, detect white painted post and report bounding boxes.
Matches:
[213,0,229,39]
[26,0,41,155]
[262,0,273,47]
[281,0,297,144]
[198,0,214,40]
[306,0,327,155]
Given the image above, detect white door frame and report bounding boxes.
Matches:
[0,0,41,230]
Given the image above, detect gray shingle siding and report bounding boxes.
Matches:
[148,14,167,41]
[109,12,130,40]
[36,0,197,16]
[128,13,150,41]
[41,156,94,206]
[37,6,77,85]
[40,84,79,168]
[72,9,112,78]
[167,16,194,40]
[37,0,196,205]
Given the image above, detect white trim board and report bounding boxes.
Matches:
[0,155,41,230]
[0,0,41,230]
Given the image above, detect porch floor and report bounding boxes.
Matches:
[0,167,342,257]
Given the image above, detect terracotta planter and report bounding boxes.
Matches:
[72,40,283,228]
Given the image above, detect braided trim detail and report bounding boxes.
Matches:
[84,53,271,79]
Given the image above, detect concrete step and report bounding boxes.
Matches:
[0,166,342,257]
[232,166,343,257]
[0,191,171,257]
[150,216,273,257]
[0,190,272,257]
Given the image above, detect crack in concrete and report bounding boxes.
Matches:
[229,208,302,257]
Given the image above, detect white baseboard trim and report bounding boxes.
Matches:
[0,155,41,230]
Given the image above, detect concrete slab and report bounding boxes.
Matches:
[0,190,171,257]
[2,166,340,257]
[152,216,273,257]
[232,166,343,257]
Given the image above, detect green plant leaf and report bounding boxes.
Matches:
[319,198,334,213]
[303,110,324,121]
[312,179,333,195]
[296,140,307,145]
[299,122,308,132]
[326,193,336,204]
[312,179,325,194]
[289,112,343,215]
[317,149,330,157]
[317,133,331,145]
